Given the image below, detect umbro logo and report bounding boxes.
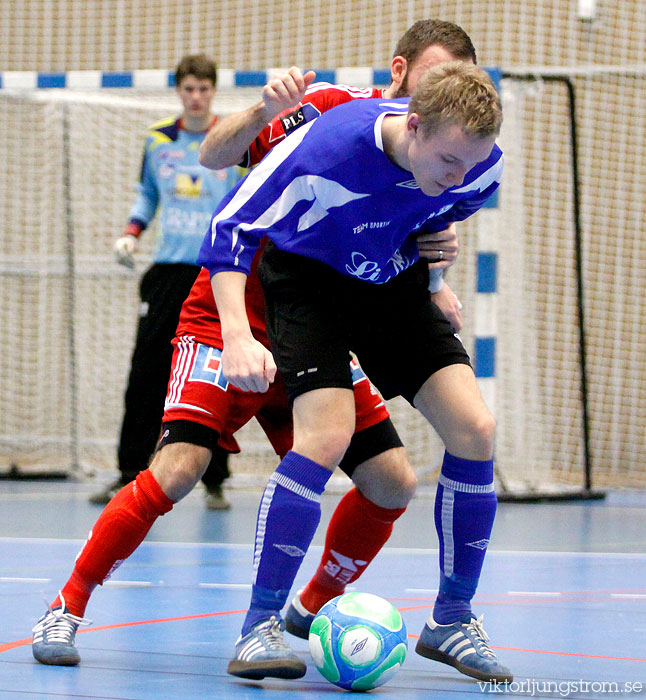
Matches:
[351,637,369,656]
[274,544,306,557]
[396,179,420,189]
[466,539,490,550]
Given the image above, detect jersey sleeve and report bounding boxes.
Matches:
[198,121,322,276]
[126,135,159,229]
[422,150,504,232]
[243,83,382,167]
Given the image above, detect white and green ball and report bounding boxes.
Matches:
[308,591,407,691]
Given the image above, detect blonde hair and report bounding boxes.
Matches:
[408,62,502,138]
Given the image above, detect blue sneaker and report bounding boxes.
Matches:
[285,591,316,640]
[32,595,91,666]
[227,616,307,680]
[415,613,513,682]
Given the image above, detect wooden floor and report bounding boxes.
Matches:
[1,481,645,700]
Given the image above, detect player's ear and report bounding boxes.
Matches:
[407,112,420,136]
[390,56,407,87]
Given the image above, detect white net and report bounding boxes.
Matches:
[1,73,641,494]
[1,0,645,492]
[0,88,259,477]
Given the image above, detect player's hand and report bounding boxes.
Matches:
[261,67,317,121]
[221,335,277,393]
[418,222,459,270]
[114,235,137,268]
[431,281,463,332]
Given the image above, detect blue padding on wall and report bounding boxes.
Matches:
[235,71,267,87]
[373,69,391,85]
[477,252,498,293]
[313,70,336,84]
[486,67,502,91]
[37,73,66,88]
[474,337,496,378]
[101,72,133,87]
[481,189,499,209]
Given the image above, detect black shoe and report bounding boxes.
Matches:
[88,477,130,505]
[205,484,231,510]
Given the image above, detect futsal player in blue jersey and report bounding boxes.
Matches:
[91,54,242,509]
[198,61,513,683]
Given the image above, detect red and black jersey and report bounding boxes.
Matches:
[176,239,269,348]
[242,82,384,168]
[178,83,385,346]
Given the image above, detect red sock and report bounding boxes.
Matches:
[300,487,405,614]
[53,469,174,616]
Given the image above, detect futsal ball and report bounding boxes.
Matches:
[308,591,407,691]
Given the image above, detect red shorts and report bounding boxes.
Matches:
[163,336,390,458]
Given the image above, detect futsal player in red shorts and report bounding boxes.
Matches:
[31,236,415,668]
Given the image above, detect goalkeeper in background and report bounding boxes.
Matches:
[90,54,242,509]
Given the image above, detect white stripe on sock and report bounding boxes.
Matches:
[441,488,455,577]
[270,471,322,502]
[439,474,494,493]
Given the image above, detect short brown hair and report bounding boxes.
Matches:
[175,54,217,86]
[393,19,477,66]
[408,62,502,138]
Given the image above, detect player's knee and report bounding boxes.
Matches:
[292,388,355,466]
[397,457,418,503]
[293,424,354,467]
[150,442,211,500]
[385,449,417,503]
[352,448,417,509]
[463,410,496,458]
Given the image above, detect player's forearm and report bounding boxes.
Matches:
[210,270,253,341]
[199,102,272,169]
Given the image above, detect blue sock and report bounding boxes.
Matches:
[432,451,497,625]
[241,451,332,636]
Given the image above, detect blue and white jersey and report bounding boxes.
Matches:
[129,116,242,264]
[198,98,502,284]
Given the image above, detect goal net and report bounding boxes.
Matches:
[0,71,643,494]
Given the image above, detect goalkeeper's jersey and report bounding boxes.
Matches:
[128,116,242,264]
[198,97,503,285]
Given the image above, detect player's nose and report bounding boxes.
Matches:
[447,165,467,186]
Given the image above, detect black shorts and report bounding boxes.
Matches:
[258,242,471,405]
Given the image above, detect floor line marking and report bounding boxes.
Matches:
[0,577,51,583]
[0,609,247,654]
[610,593,646,598]
[1,537,645,558]
[405,634,646,662]
[6,606,644,663]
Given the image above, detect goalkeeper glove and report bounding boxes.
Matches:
[114,223,142,268]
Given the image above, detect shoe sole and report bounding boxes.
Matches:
[32,648,80,666]
[415,640,513,683]
[88,494,113,505]
[227,658,306,680]
[284,617,310,640]
[205,499,231,510]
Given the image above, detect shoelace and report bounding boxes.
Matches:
[464,614,495,658]
[33,594,92,641]
[256,616,288,650]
